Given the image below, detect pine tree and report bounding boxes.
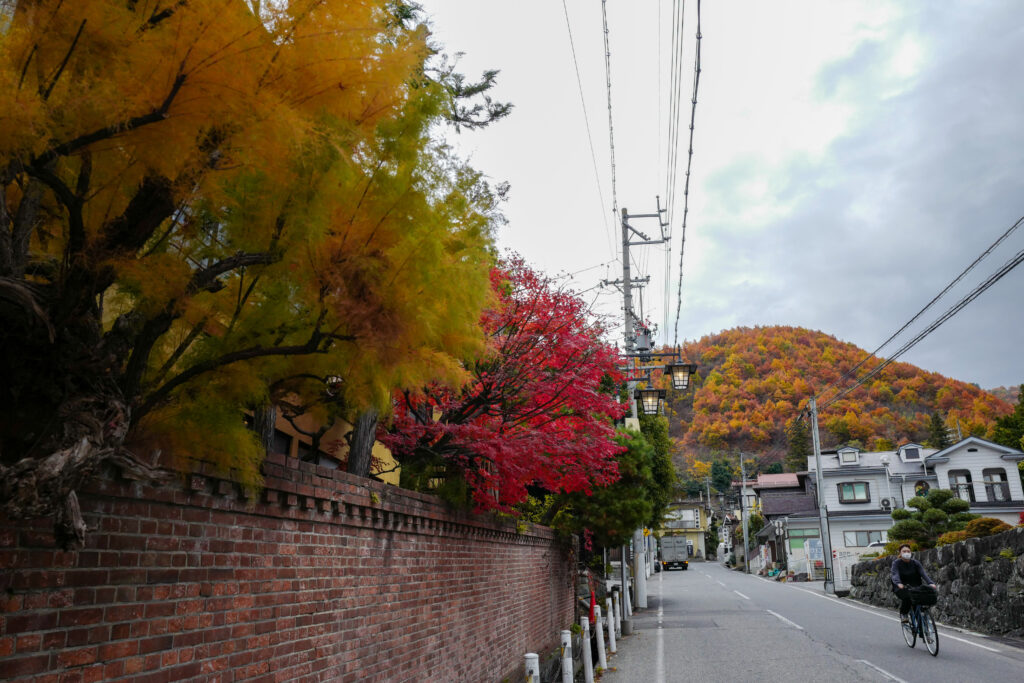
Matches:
[785,417,811,472]
[990,384,1024,450]
[928,412,951,449]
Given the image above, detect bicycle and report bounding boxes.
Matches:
[901,586,939,656]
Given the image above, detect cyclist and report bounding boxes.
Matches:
[891,543,937,623]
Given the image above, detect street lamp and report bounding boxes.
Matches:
[664,362,697,391]
[633,388,667,415]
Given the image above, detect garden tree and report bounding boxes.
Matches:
[0,0,509,546]
[383,258,626,511]
[888,489,977,547]
[990,384,1024,450]
[927,412,951,449]
[764,462,783,474]
[539,429,667,548]
[638,413,677,527]
[784,416,811,472]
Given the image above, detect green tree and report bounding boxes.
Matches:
[764,462,783,474]
[785,417,811,472]
[888,489,977,547]
[927,412,951,449]
[639,414,678,528]
[711,458,735,493]
[990,384,1024,450]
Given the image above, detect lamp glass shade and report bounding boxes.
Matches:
[666,363,696,391]
[635,388,665,415]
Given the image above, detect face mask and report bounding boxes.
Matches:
[901,552,912,560]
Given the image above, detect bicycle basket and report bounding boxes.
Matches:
[909,585,937,606]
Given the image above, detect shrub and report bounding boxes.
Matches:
[890,508,913,521]
[964,517,1013,538]
[999,548,1015,559]
[883,539,919,557]
[936,530,968,546]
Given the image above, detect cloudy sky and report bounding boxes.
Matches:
[420,0,1024,390]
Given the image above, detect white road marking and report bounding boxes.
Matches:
[733,590,750,600]
[856,659,908,683]
[656,572,665,683]
[789,586,1001,653]
[765,609,804,630]
[715,580,726,587]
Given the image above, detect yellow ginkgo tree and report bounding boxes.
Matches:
[0,0,508,546]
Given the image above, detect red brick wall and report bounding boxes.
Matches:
[0,453,574,682]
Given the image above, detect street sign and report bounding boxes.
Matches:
[806,538,823,561]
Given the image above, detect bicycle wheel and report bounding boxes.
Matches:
[902,610,916,648]
[921,609,939,656]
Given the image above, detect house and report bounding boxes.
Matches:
[752,473,819,571]
[661,499,711,560]
[924,436,1024,525]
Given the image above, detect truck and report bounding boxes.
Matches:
[660,535,689,570]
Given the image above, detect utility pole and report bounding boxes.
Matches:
[808,398,835,592]
[739,455,750,574]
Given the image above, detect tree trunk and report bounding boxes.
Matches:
[253,403,277,455]
[347,408,378,477]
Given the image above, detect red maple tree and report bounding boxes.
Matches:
[382,257,627,510]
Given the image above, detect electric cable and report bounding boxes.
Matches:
[671,0,702,351]
[561,0,616,259]
[814,213,1024,403]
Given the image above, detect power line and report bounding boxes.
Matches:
[815,213,1024,404]
[672,0,702,350]
[561,0,615,259]
[665,0,686,229]
[820,238,1024,411]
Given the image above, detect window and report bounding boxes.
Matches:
[787,528,819,551]
[902,447,920,461]
[949,470,974,503]
[272,429,292,456]
[837,482,870,503]
[982,468,1010,502]
[843,530,885,547]
[840,450,859,464]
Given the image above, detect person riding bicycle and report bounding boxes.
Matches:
[891,543,937,623]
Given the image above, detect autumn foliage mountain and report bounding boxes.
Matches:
[668,326,1015,466]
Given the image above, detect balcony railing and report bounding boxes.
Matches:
[984,482,1011,502]
[664,520,699,529]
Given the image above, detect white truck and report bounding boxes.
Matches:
[660,535,690,570]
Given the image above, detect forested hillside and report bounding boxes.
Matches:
[667,326,1015,470]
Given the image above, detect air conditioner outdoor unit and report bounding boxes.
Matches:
[880,498,892,510]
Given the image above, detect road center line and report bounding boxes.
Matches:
[716,580,726,587]
[733,590,750,600]
[789,586,1001,653]
[656,572,665,683]
[765,609,804,630]
[856,659,908,683]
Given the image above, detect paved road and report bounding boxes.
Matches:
[599,561,1024,683]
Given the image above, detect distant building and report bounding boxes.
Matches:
[661,499,711,560]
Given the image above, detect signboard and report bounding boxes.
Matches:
[805,538,823,561]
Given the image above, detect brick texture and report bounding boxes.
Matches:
[0,454,574,682]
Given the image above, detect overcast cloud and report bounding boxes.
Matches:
[421,1,1024,390]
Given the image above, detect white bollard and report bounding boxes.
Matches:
[524,653,540,683]
[623,578,633,618]
[605,598,617,654]
[560,629,573,683]
[594,605,608,668]
[612,592,621,637]
[580,616,594,683]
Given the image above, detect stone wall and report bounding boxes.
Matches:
[849,527,1024,637]
[0,453,574,682]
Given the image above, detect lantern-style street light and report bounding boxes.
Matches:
[664,362,697,391]
[634,388,667,416]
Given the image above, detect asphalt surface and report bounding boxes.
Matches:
[598,561,1024,683]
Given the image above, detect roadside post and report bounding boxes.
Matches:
[594,605,608,668]
[580,616,594,683]
[604,598,617,653]
[560,630,573,683]
[524,653,540,683]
